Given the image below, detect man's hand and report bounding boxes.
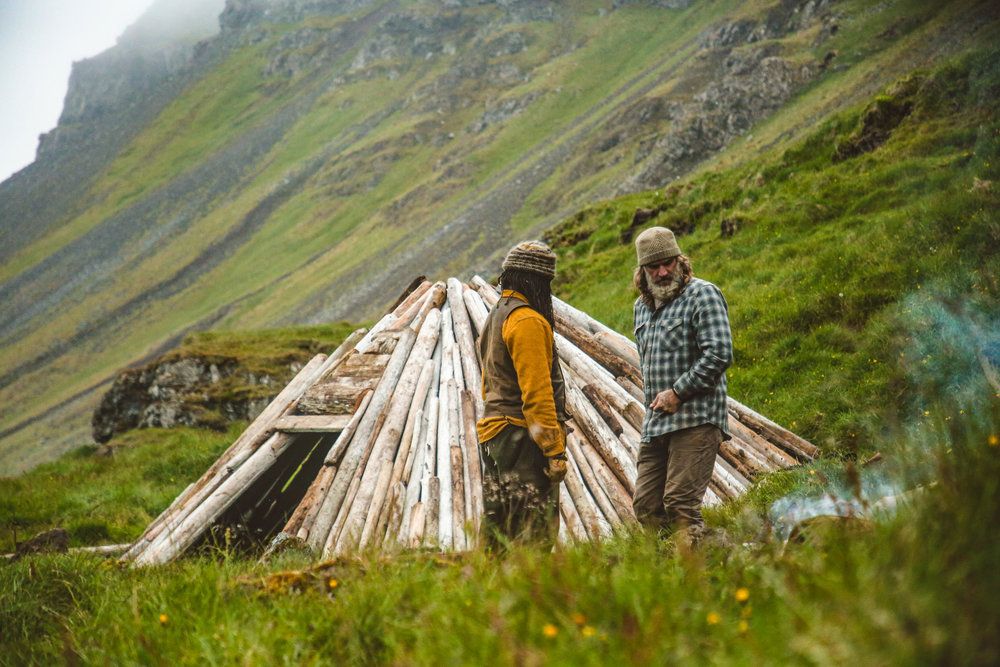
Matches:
[544,456,568,483]
[650,389,681,414]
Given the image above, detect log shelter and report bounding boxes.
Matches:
[123,277,817,566]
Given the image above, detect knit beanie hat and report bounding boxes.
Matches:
[635,226,682,266]
[502,240,557,279]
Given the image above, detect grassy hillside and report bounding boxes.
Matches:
[3,0,997,473]
[2,387,996,664]
[2,45,999,664]
[549,48,1000,452]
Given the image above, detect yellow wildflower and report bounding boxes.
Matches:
[543,624,558,638]
[570,612,586,626]
[582,626,597,638]
[706,612,721,625]
[989,435,999,447]
[328,578,339,589]
[159,614,169,626]
[735,588,750,603]
[739,620,749,634]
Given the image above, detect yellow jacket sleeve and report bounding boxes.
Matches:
[502,308,566,457]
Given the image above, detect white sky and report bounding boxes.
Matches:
[0,0,155,182]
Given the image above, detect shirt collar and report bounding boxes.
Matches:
[501,289,528,302]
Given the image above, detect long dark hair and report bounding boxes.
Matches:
[499,268,555,327]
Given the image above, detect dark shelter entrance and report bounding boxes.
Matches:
[194,432,338,555]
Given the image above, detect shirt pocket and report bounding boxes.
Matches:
[634,322,650,358]
[662,317,685,352]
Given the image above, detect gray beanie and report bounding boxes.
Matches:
[502,240,556,279]
[635,226,681,266]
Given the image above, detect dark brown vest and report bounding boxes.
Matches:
[478,293,568,422]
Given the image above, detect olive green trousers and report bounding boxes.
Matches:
[632,423,723,532]
[479,425,559,551]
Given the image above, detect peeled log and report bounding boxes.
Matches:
[462,286,489,335]
[563,454,606,540]
[126,354,330,563]
[447,278,483,418]
[559,486,587,542]
[135,433,295,566]
[309,328,418,552]
[450,443,467,552]
[460,390,484,537]
[567,437,621,527]
[563,372,637,493]
[423,477,441,549]
[571,429,637,523]
[728,398,819,461]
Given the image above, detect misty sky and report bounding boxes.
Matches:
[0,0,155,182]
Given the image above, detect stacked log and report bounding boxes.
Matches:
[124,275,816,565]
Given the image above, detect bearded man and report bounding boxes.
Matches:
[631,226,733,537]
[477,240,568,549]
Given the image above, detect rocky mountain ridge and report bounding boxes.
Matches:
[2,0,994,472]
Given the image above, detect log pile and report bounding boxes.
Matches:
[123,277,816,566]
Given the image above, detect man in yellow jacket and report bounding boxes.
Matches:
[477,240,568,549]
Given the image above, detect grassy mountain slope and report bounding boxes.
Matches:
[1,43,997,666]
[2,0,997,473]
[549,48,1000,450]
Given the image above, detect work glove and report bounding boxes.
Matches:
[544,455,568,484]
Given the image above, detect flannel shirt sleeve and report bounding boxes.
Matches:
[672,284,733,401]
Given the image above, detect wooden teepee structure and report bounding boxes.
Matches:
[123,277,817,566]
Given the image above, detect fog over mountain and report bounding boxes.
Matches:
[0,0,996,473]
[0,0,225,182]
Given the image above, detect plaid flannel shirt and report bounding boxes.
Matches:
[633,277,733,442]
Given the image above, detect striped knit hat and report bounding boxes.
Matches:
[502,240,557,279]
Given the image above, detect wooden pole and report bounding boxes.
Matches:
[436,308,455,550]
[308,329,418,553]
[450,438,467,552]
[423,477,441,549]
[570,429,637,523]
[447,278,483,418]
[446,380,470,550]
[563,454,605,540]
[462,285,489,335]
[401,394,438,545]
[337,311,442,553]
[552,296,639,367]
[728,398,819,461]
[567,437,621,527]
[562,371,637,493]
[460,389,484,538]
[357,460,394,549]
[559,485,587,542]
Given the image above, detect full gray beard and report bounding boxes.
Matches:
[649,276,684,304]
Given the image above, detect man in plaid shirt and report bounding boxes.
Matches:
[631,226,733,536]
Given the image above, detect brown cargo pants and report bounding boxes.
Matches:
[479,425,559,551]
[632,423,723,533]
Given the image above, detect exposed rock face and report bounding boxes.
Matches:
[611,0,835,194]
[619,49,815,192]
[91,355,293,443]
[0,0,224,265]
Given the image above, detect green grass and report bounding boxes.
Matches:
[548,48,1000,453]
[0,426,237,554]
[1,394,996,664]
[2,48,999,665]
